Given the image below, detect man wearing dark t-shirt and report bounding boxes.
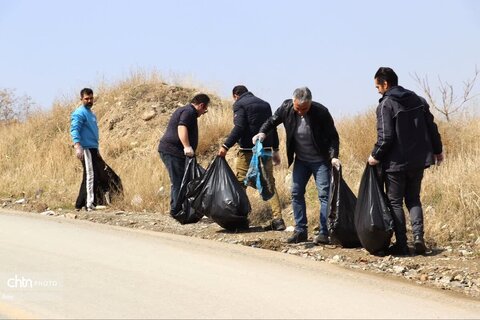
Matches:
[158,93,210,216]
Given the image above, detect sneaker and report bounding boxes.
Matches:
[263,218,287,231]
[414,235,427,255]
[286,231,308,244]
[86,205,96,212]
[313,234,330,245]
[387,243,410,256]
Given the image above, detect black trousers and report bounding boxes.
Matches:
[159,152,186,215]
[384,168,425,245]
[75,148,109,209]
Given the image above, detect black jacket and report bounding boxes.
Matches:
[372,86,443,172]
[223,92,279,150]
[259,99,339,167]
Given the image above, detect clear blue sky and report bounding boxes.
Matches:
[1,0,479,117]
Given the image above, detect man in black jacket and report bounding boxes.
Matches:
[368,67,444,256]
[218,85,286,231]
[254,87,341,244]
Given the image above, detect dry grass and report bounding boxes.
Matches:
[0,73,478,245]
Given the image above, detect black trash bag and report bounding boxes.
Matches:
[96,161,124,205]
[172,157,205,224]
[327,166,361,248]
[354,164,394,255]
[244,141,275,201]
[188,156,251,231]
[75,152,123,208]
[105,164,123,195]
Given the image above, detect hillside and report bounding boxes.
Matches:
[0,73,479,246]
[0,74,233,212]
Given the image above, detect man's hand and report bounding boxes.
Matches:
[368,155,379,166]
[434,152,444,166]
[74,144,84,160]
[252,133,266,144]
[272,151,281,166]
[184,146,194,157]
[331,158,341,169]
[218,146,228,157]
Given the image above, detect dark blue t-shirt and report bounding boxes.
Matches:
[158,104,198,158]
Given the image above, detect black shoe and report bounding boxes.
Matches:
[286,231,308,244]
[313,234,330,245]
[414,235,427,255]
[264,218,286,231]
[387,243,410,256]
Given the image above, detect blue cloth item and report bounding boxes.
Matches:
[244,141,274,201]
[70,105,99,148]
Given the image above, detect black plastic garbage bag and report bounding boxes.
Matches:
[327,166,361,248]
[77,155,123,207]
[103,164,123,201]
[172,157,205,224]
[188,156,251,231]
[244,141,275,201]
[354,164,393,255]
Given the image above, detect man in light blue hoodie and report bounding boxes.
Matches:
[70,88,101,211]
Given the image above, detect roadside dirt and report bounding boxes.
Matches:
[3,200,480,301]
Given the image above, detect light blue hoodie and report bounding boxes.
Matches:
[70,105,99,148]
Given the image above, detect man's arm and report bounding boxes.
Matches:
[70,111,84,145]
[422,99,443,154]
[421,99,444,165]
[178,125,194,157]
[371,100,394,162]
[222,105,246,150]
[323,109,339,160]
[259,101,286,135]
[70,111,85,160]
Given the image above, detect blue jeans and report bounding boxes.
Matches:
[159,152,186,214]
[291,159,330,234]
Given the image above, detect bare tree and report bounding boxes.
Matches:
[0,88,35,123]
[413,67,479,121]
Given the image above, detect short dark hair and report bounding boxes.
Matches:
[232,85,248,96]
[374,67,398,86]
[80,88,94,98]
[191,93,210,105]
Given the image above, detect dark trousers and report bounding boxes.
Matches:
[384,168,425,245]
[76,148,108,209]
[159,152,186,214]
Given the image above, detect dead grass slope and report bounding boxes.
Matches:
[0,73,479,245]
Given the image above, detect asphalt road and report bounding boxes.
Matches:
[0,210,479,319]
